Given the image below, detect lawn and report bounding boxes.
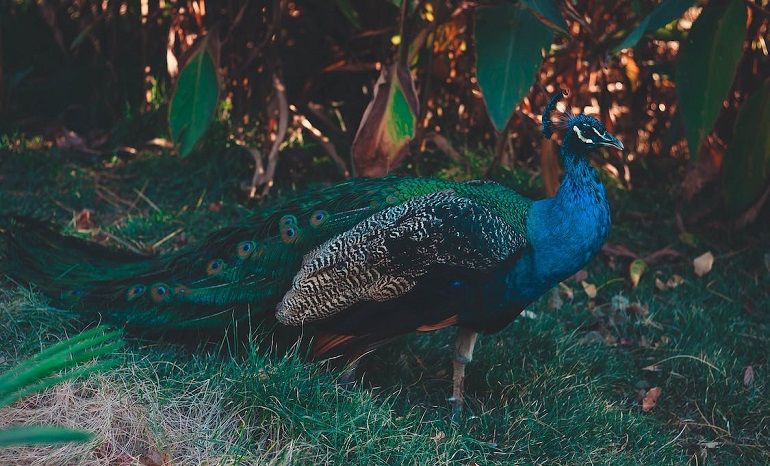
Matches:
[0,142,768,465]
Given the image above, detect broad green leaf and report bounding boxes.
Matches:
[351,63,419,177]
[677,0,746,159]
[168,37,220,158]
[475,4,554,131]
[333,0,362,29]
[614,0,696,53]
[0,426,92,447]
[723,81,770,213]
[522,0,568,35]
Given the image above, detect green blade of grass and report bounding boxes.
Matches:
[0,426,93,447]
[0,328,122,401]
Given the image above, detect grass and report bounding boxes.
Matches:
[0,140,768,464]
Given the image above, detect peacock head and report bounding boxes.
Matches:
[542,91,623,156]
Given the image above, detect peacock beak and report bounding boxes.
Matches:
[602,135,624,151]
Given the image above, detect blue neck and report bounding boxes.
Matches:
[500,149,610,306]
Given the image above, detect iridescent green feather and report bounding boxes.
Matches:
[0,177,532,329]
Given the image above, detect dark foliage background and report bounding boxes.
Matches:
[1,0,769,226]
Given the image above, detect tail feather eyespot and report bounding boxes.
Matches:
[310,210,328,227]
[207,259,225,275]
[62,289,83,300]
[126,284,146,301]
[236,240,256,259]
[281,225,300,244]
[279,215,297,228]
[150,283,171,303]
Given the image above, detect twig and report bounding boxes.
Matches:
[101,231,147,255]
[423,132,462,163]
[132,188,163,214]
[645,355,725,376]
[693,401,732,437]
[654,425,687,455]
[296,112,350,178]
[705,281,735,303]
[128,180,151,210]
[151,228,184,251]
[251,72,289,199]
[484,111,519,178]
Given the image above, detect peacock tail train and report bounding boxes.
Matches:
[1,177,532,332]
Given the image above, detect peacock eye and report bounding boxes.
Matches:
[310,210,328,227]
[237,240,256,259]
[280,214,297,228]
[150,283,172,302]
[206,259,225,275]
[127,284,146,301]
[281,225,300,244]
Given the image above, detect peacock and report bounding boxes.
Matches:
[0,91,622,414]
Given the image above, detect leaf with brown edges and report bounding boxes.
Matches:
[351,63,419,177]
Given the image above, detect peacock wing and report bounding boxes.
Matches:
[275,190,529,326]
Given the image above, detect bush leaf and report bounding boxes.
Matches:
[723,81,770,213]
[475,3,553,131]
[677,0,746,159]
[614,0,695,53]
[351,63,419,177]
[168,37,220,158]
[521,0,568,35]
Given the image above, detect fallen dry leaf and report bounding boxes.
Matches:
[629,259,646,288]
[581,280,597,299]
[655,277,667,291]
[628,302,649,317]
[693,251,714,277]
[641,386,662,412]
[431,431,446,442]
[666,274,684,288]
[744,366,754,387]
[140,449,172,466]
[74,209,94,229]
[572,269,589,282]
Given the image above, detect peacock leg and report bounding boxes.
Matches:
[449,327,478,420]
[337,348,366,385]
[338,359,359,385]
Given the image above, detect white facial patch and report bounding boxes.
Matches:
[572,125,594,144]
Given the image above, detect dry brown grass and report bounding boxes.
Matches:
[0,363,306,465]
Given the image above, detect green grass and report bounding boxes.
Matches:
[0,141,768,464]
